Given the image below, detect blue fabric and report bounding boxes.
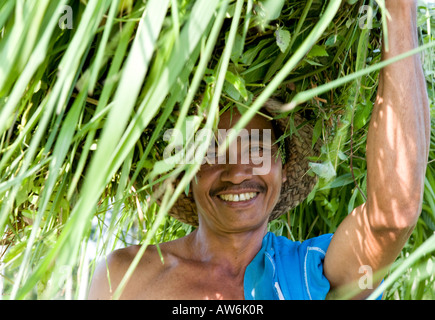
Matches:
[244,232,384,300]
[244,232,333,300]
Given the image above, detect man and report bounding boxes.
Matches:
[88,0,430,300]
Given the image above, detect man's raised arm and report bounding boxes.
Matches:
[324,0,431,299]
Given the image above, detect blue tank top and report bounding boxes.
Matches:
[244,232,384,300]
[244,232,333,300]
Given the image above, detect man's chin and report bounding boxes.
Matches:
[209,196,271,229]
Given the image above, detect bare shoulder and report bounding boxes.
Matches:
[87,239,185,300]
[87,244,166,300]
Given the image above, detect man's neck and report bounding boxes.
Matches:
[185,225,267,277]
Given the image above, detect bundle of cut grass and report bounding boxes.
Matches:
[0,0,434,299]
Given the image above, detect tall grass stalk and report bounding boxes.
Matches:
[0,0,433,299]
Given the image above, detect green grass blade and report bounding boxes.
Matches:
[106,0,221,186]
[15,0,170,299]
[224,0,343,147]
[286,41,435,110]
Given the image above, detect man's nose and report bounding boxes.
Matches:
[218,137,253,184]
[220,163,253,184]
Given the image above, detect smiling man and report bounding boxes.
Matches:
[88,0,430,300]
[191,110,284,234]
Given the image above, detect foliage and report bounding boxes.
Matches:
[0,0,434,299]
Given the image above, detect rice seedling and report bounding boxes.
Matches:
[0,0,434,300]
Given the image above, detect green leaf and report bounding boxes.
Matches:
[240,39,272,65]
[312,119,322,148]
[325,34,338,46]
[319,171,363,191]
[304,58,324,66]
[309,161,336,181]
[260,0,285,21]
[275,29,291,53]
[230,32,244,63]
[307,44,329,58]
[225,70,248,101]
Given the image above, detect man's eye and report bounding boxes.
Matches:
[251,144,272,152]
[203,148,220,164]
[250,146,263,152]
[208,148,220,157]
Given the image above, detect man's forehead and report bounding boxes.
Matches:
[218,109,275,132]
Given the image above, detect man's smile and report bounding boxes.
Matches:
[210,181,266,207]
[218,192,258,202]
[215,191,260,208]
[212,186,263,208]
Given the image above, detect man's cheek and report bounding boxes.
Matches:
[252,156,271,176]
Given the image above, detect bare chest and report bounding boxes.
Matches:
[122,260,245,300]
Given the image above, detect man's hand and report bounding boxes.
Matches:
[323,0,430,299]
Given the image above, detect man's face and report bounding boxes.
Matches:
[191,109,286,232]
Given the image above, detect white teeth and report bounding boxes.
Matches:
[219,192,257,202]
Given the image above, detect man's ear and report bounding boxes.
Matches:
[281,164,287,183]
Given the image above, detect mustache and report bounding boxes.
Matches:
[210,181,266,197]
